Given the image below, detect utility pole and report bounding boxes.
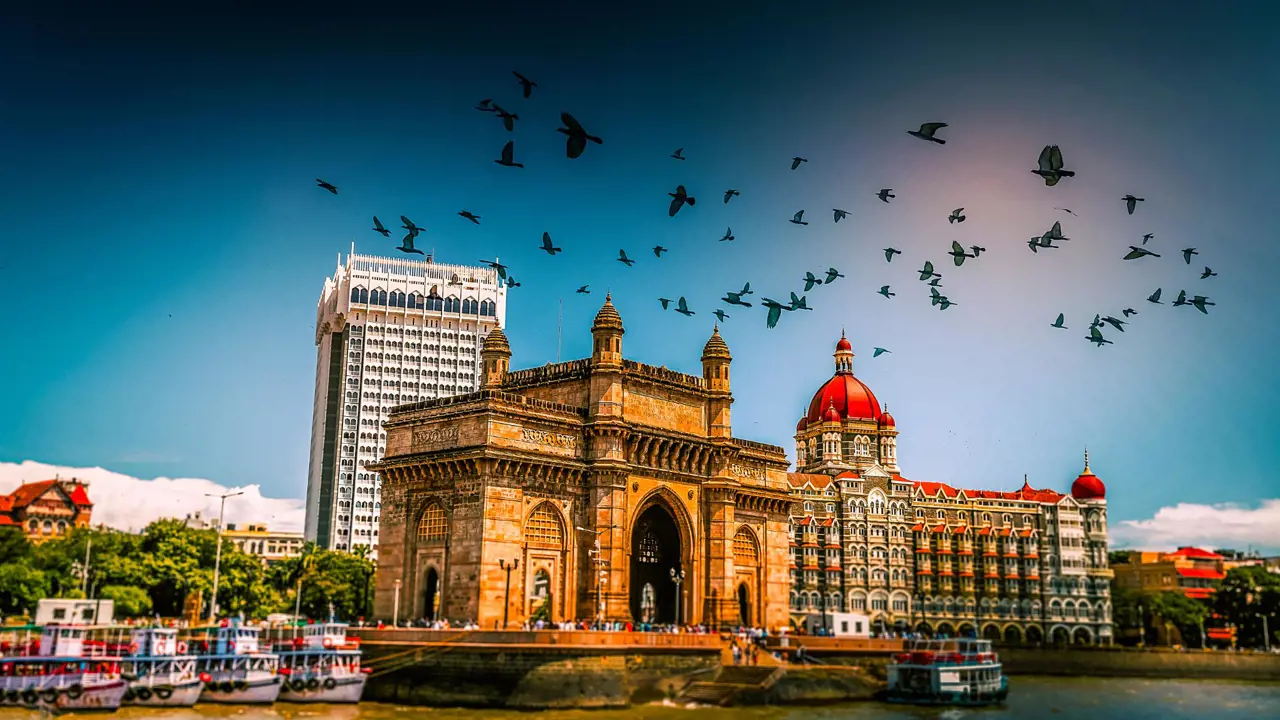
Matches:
[499,559,519,629]
[576,526,617,624]
[80,537,92,595]
[669,568,686,625]
[206,490,244,622]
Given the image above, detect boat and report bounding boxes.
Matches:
[885,638,1009,706]
[0,624,128,712]
[117,627,202,706]
[274,621,368,703]
[191,619,283,704]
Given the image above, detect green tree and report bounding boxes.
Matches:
[1147,591,1211,647]
[0,564,50,617]
[1214,566,1280,649]
[0,527,32,564]
[99,585,153,618]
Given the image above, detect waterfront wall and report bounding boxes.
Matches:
[999,647,1280,682]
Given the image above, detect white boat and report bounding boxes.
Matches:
[274,622,368,703]
[192,619,283,704]
[0,624,128,712]
[120,627,202,706]
[885,638,1009,706]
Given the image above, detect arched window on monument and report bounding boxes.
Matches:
[526,504,565,549]
[638,528,661,564]
[417,503,448,544]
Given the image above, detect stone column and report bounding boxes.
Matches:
[704,484,737,627]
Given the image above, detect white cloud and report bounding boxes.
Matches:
[0,460,305,534]
[1112,499,1280,555]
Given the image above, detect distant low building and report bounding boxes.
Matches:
[797,611,871,637]
[222,523,305,564]
[0,478,93,543]
[1112,546,1226,600]
[35,598,114,625]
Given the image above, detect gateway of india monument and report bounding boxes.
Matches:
[369,295,795,628]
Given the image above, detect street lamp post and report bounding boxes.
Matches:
[205,490,244,622]
[499,559,519,629]
[575,526,618,625]
[669,568,686,626]
[392,579,402,627]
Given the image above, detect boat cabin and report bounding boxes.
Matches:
[300,623,349,650]
[131,627,180,656]
[38,625,87,658]
[214,623,262,655]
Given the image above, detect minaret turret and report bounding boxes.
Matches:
[701,325,734,439]
[480,324,511,389]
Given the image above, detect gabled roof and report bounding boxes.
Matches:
[787,472,833,490]
[6,480,61,508]
[1170,547,1224,560]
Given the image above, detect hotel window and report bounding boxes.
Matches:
[804,502,813,512]
[825,503,834,513]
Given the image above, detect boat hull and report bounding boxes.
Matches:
[124,678,203,707]
[279,674,367,703]
[199,675,283,704]
[1,679,128,713]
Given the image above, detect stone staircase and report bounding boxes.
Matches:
[678,665,781,706]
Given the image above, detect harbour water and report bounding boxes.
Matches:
[0,677,1274,719]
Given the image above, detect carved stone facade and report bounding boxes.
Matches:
[370,296,794,629]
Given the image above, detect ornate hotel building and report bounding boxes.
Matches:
[304,249,507,556]
[368,296,794,629]
[789,335,1114,644]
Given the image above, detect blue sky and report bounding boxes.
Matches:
[2,1,1277,546]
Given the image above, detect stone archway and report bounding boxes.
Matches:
[936,622,955,637]
[1004,625,1023,644]
[630,503,684,624]
[958,623,976,638]
[915,622,933,636]
[1073,627,1094,645]
[1052,626,1070,644]
[422,567,440,622]
[982,624,1002,641]
[1025,625,1043,645]
[737,583,751,627]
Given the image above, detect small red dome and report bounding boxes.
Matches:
[795,417,807,432]
[880,411,896,428]
[823,401,842,424]
[1071,470,1106,500]
[836,335,852,352]
[806,374,882,424]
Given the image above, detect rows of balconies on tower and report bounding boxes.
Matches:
[912,523,1047,598]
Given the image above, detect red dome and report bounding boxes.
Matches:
[1071,471,1106,500]
[836,335,852,352]
[806,373,883,424]
[823,401,842,424]
[795,417,807,432]
[880,411,896,428]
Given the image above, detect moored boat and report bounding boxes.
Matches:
[275,621,368,703]
[117,627,202,706]
[0,624,128,712]
[192,619,283,704]
[885,638,1008,706]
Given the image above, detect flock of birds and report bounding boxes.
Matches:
[313,73,1219,353]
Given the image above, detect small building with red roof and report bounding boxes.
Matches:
[1112,546,1226,601]
[0,477,93,543]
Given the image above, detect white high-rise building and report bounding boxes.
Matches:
[304,249,507,556]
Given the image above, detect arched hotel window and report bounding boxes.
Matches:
[461,298,476,314]
[868,490,885,516]
[444,296,459,313]
[358,288,369,303]
[351,287,364,303]
[427,293,443,311]
[389,291,402,307]
[417,503,448,544]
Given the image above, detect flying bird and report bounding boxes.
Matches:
[802,272,823,292]
[1189,295,1215,314]
[949,241,975,267]
[491,103,518,131]
[458,211,481,225]
[918,261,941,281]
[1086,326,1112,347]
[1046,221,1070,242]
[970,245,986,257]
[1182,248,1199,264]
[790,210,809,226]
[506,276,521,289]
[653,246,668,257]
[618,249,635,266]
[513,71,537,98]
[671,148,686,161]
[720,227,735,242]
[1172,290,1188,307]
[495,140,524,167]
[738,282,753,296]
[908,122,948,144]
[674,297,695,316]
[872,348,891,358]
[713,309,729,322]
[480,259,508,280]
[668,185,696,217]
[791,157,808,170]
[824,267,845,283]
[878,285,895,299]
[1142,233,1155,245]
[761,297,790,329]
[1051,313,1067,329]
[397,233,425,255]
[1122,308,1138,317]
[400,216,424,238]
[557,112,603,159]
[928,277,943,288]
[1054,207,1078,216]
[724,189,740,203]
[948,208,966,224]
[576,286,591,294]
[936,296,957,310]
[1147,288,1163,304]
[1100,316,1127,332]
[474,98,496,112]
[659,297,671,310]
[789,293,812,311]
[372,216,391,237]
[316,179,338,194]
[1123,194,1145,215]
[833,209,849,223]
[1032,145,1075,186]
[884,247,902,262]
[930,287,944,306]
[877,189,895,203]
[539,232,562,255]
[722,291,752,307]
[1027,237,1042,253]
[1200,267,1216,279]
[1124,246,1160,260]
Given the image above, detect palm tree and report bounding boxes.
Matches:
[290,542,319,629]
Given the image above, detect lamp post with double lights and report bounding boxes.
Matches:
[576,526,619,624]
[669,567,686,626]
[499,558,519,629]
[206,490,244,622]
